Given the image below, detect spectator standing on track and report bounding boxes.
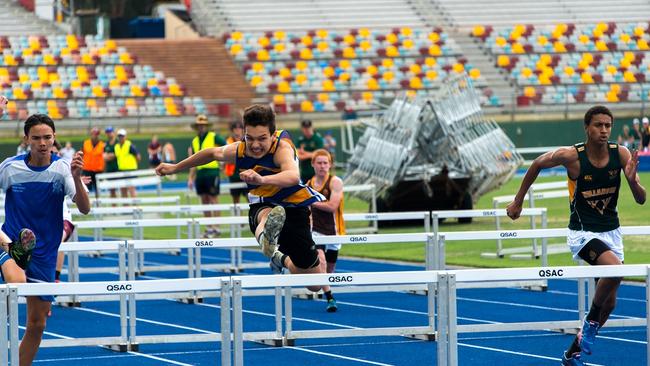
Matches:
[81,127,105,199]
[223,120,247,205]
[0,114,90,365]
[103,126,119,198]
[114,128,141,198]
[306,149,344,312]
[297,119,324,183]
[188,115,227,238]
[506,105,646,366]
[156,104,327,292]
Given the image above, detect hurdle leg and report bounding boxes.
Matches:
[283,286,295,346]
[232,280,244,366]
[0,287,7,366]
[220,280,232,366]
[436,273,448,366]
[646,266,650,366]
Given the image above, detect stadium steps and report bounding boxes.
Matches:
[0,0,62,36]
[116,38,255,111]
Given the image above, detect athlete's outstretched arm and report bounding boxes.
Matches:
[71,151,90,214]
[507,147,577,220]
[156,142,237,176]
[620,147,646,204]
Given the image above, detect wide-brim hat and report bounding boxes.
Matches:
[192,114,210,127]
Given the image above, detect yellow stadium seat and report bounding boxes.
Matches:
[382,59,394,68]
[620,58,631,68]
[425,70,438,80]
[623,71,636,82]
[362,92,373,102]
[278,81,291,93]
[92,85,105,97]
[409,77,423,89]
[317,93,329,102]
[37,67,48,81]
[279,68,291,78]
[401,27,412,37]
[386,46,399,57]
[252,62,265,73]
[342,47,356,58]
[53,87,66,98]
[316,42,328,52]
[13,88,25,99]
[553,41,567,52]
[405,90,416,98]
[469,68,481,79]
[119,53,133,64]
[537,36,548,46]
[620,33,631,43]
[131,85,144,97]
[595,40,608,51]
[452,63,464,73]
[578,34,590,44]
[425,57,436,67]
[82,54,95,65]
[638,39,650,50]
[323,66,335,78]
[87,99,97,107]
[366,78,379,90]
[512,43,525,54]
[339,72,350,82]
[606,91,619,102]
[581,72,594,83]
[273,94,285,104]
[564,66,575,76]
[339,60,351,69]
[367,65,378,76]
[386,33,398,45]
[273,42,286,53]
[6,101,16,112]
[359,28,371,38]
[300,48,313,60]
[577,59,590,70]
[301,35,313,46]
[147,78,158,87]
[322,79,335,91]
[273,31,286,40]
[4,55,17,66]
[343,34,355,45]
[538,74,551,85]
[524,86,536,98]
[610,84,621,93]
[169,84,182,96]
[403,39,414,49]
[497,55,510,67]
[297,63,316,81]
[250,75,263,87]
[495,37,507,47]
[359,40,371,51]
[472,26,485,37]
[300,100,314,112]
[316,29,328,39]
[428,32,440,43]
[31,81,42,90]
[19,74,29,83]
[295,74,307,84]
[167,104,180,116]
[521,67,533,78]
[66,35,78,49]
[229,44,242,55]
[70,80,81,89]
[105,39,117,50]
[43,54,57,65]
[164,97,175,105]
[257,49,270,61]
[409,64,421,74]
[22,49,33,57]
[382,71,394,81]
[231,32,243,41]
[428,45,442,56]
[593,28,604,38]
[258,36,270,48]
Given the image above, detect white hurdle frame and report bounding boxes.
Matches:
[492,181,567,258]
[96,169,162,196]
[437,264,650,366]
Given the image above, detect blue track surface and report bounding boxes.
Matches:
[23,247,648,365]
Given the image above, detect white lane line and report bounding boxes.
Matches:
[458,342,606,366]
[25,326,194,365]
[545,289,645,303]
[287,346,395,366]
[598,335,647,345]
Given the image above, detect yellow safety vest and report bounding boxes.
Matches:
[192,132,219,170]
[115,140,138,171]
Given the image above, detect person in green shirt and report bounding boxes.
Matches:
[102,126,119,199]
[297,119,324,182]
[189,115,227,238]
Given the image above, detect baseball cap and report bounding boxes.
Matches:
[300,119,312,128]
[633,118,640,125]
[643,117,649,125]
[117,128,127,136]
[105,126,114,133]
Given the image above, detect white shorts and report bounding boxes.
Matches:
[312,231,342,251]
[567,227,624,262]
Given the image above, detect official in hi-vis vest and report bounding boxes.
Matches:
[188,115,227,238]
[81,126,105,199]
[115,128,141,198]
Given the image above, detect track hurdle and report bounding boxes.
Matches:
[230,270,440,365]
[491,181,567,258]
[96,169,162,196]
[436,264,650,366]
[72,195,182,207]
[2,276,233,366]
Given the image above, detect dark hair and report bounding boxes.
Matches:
[230,120,244,130]
[24,114,55,136]
[52,139,62,150]
[242,104,275,134]
[300,119,312,128]
[584,105,613,126]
